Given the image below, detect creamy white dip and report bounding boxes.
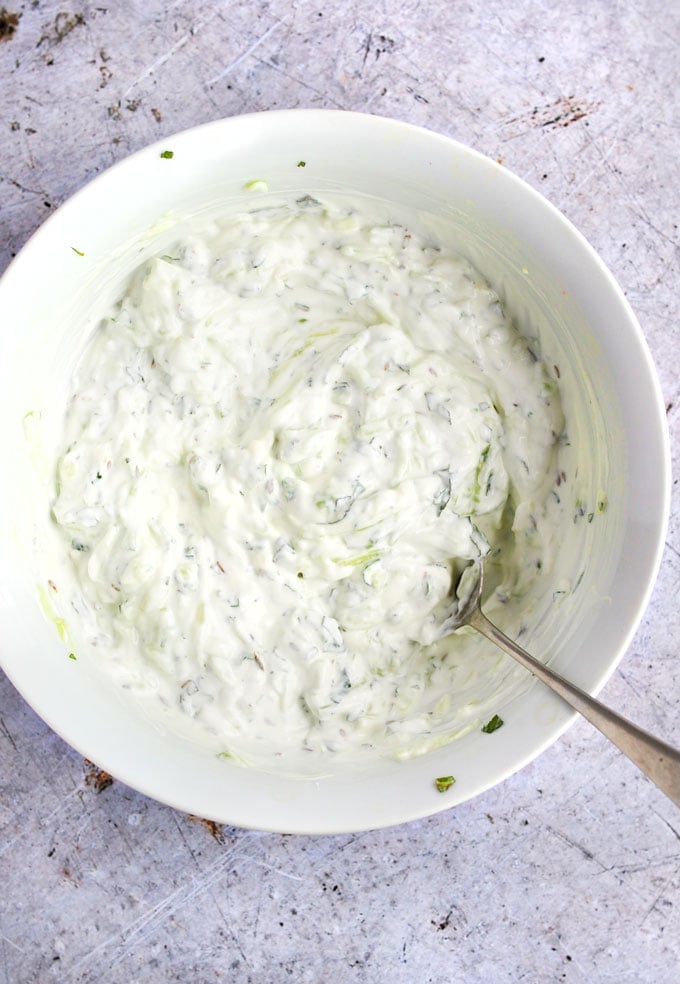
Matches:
[47,196,567,767]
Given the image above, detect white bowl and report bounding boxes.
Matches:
[0,111,669,833]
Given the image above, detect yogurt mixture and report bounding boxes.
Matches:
[48,196,566,766]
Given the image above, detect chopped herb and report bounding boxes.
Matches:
[71,247,85,256]
[160,149,174,159]
[244,179,268,192]
[597,493,607,514]
[472,444,491,502]
[297,571,304,578]
[96,471,102,480]
[433,468,451,515]
[296,194,321,207]
[297,160,306,167]
[481,714,504,734]
[68,652,77,661]
[435,775,456,793]
[335,549,380,568]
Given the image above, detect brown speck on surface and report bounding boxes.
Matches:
[38,11,85,46]
[538,94,596,128]
[61,864,80,886]
[151,107,162,123]
[187,815,226,844]
[47,578,58,591]
[666,401,674,415]
[486,813,494,823]
[432,910,451,931]
[505,95,599,134]
[0,8,19,41]
[83,758,114,793]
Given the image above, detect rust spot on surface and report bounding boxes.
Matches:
[187,814,226,843]
[38,11,85,46]
[83,758,114,793]
[432,910,451,931]
[0,8,19,40]
[504,95,600,134]
[61,863,80,886]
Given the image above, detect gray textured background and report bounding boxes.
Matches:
[1,2,679,981]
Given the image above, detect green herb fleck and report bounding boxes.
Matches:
[297,571,304,579]
[482,714,504,734]
[160,149,174,159]
[297,160,306,167]
[96,471,102,480]
[472,444,491,503]
[597,493,607,514]
[68,652,77,661]
[71,247,85,256]
[435,775,456,793]
[335,549,380,568]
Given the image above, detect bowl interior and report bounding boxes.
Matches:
[0,110,669,832]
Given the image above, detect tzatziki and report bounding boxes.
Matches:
[47,195,567,768]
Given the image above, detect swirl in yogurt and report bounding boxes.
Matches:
[48,196,566,766]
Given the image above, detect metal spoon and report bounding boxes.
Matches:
[441,560,680,807]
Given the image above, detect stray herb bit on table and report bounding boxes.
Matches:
[482,714,504,734]
[435,775,456,793]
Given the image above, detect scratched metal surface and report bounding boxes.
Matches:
[1,2,679,981]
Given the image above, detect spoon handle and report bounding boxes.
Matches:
[468,608,680,808]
